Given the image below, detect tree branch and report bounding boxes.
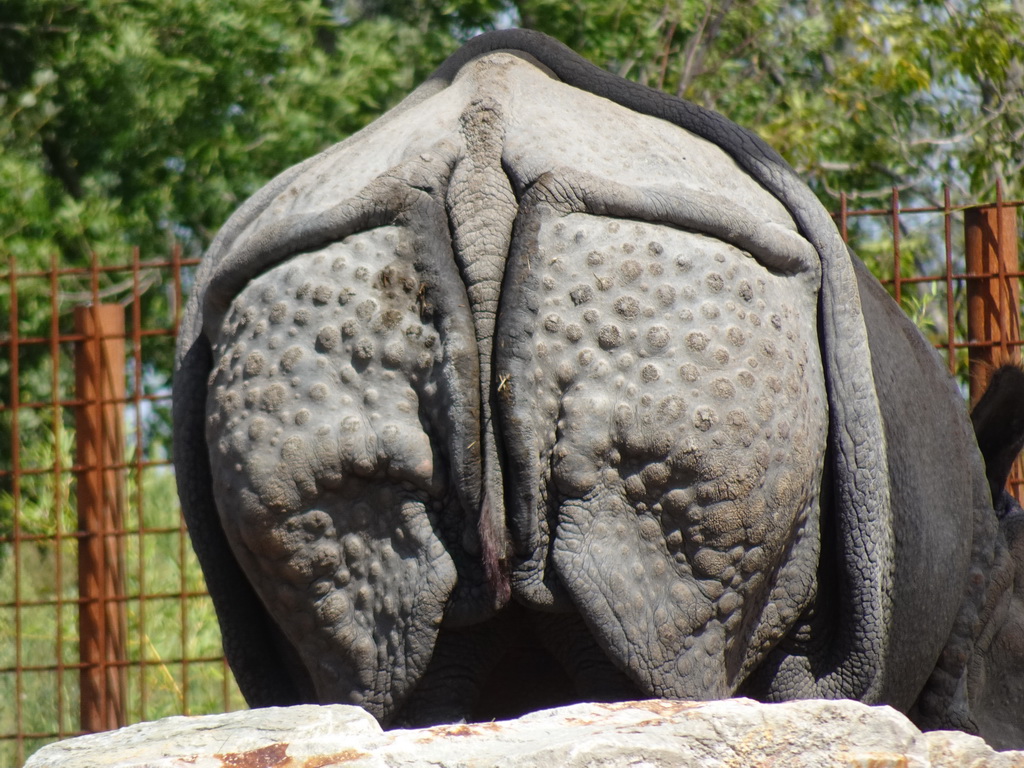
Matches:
[676,0,735,97]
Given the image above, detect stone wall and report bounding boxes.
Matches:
[25,699,1024,767]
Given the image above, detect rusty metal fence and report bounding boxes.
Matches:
[835,187,1023,405]
[1,190,1022,766]
[0,249,243,767]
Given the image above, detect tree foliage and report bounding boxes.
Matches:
[0,0,498,271]
[516,0,1024,205]
[1,0,1022,536]
[2,0,1021,271]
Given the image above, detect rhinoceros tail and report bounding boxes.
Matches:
[480,492,511,606]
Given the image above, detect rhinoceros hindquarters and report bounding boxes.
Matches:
[203,196,488,722]
[497,196,828,699]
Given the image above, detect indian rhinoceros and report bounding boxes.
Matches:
[172,28,1024,744]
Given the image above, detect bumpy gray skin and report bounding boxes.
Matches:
[173,29,1013,737]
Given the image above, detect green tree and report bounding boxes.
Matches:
[0,0,495,270]
[4,0,1021,271]
[0,0,502,541]
[2,0,1022,537]
[3,0,1021,293]
[514,0,1024,207]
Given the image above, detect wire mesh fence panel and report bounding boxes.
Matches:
[0,190,1021,766]
[837,188,1024,494]
[838,188,1022,387]
[0,251,243,767]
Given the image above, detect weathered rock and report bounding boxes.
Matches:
[24,699,1024,767]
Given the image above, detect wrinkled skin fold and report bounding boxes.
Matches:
[174,29,1021,743]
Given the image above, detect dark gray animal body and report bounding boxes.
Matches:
[173,29,1023,742]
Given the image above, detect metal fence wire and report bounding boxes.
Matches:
[1,190,1022,766]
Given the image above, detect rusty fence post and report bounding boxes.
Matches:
[74,304,128,732]
[965,200,1022,500]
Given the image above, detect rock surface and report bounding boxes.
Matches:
[25,698,1024,767]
